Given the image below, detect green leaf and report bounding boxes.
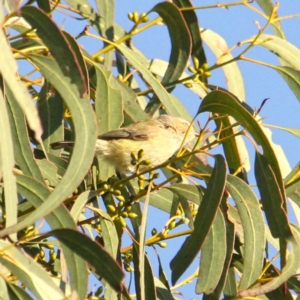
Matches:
[151,2,191,86]
[170,154,226,284]
[6,85,44,181]
[214,111,248,181]
[0,54,97,241]
[50,228,125,293]
[201,29,245,100]
[265,124,300,139]
[132,244,157,300]
[7,281,34,300]
[16,174,88,300]
[117,44,192,120]
[0,240,64,299]
[155,277,174,300]
[95,0,115,69]
[21,6,88,96]
[239,227,300,297]
[70,190,97,221]
[37,81,64,154]
[199,90,285,199]
[203,211,235,300]
[226,175,266,289]
[255,152,291,238]
[196,208,226,294]
[94,65,123,134]
[148,58,207,98]
[255,34,300,68]
[166,183,204,205]
[0,88,18,234]
[255,1,284,38]
[0,19,42,141]
[275,65,300,103]
[173,0,207,68]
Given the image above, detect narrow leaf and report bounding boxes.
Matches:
[0,54,97,242]
[0,19,42,141]
[201,29,245,100]
[6,85,44,181]
[255,152,291,238]
[199,90,285,199]
[226,175,266,289]
[239,228,300,297]
[0,89,18,235]
[16,174,88,300]
[196,208,226,294]
[21,6,87,96]
[173,0,207,67]
[50,228,125,292]
[151,2,191,86]
[170,154,226,284]
[0,240,64,300]
[117,44,192,120]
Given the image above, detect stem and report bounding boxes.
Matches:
[180,0,251,11]
[209,3,279,72]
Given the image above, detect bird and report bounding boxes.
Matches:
[50,115,197,173]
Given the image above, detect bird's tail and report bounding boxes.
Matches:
[50,141,75,149]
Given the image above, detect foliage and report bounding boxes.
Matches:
[0,0,300,299]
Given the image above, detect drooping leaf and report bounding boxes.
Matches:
[199,90,285,199]
[50,228,125,293]
[173,0,207,68]
[255,0,284,38]
[227,174,266,289]
[196,208,226,294]
[0,54,97,237]
[16,174,88,299]
[21,6,88,96]
[151,2,191,87]
[0,240,64,300]
[255,152,291,238]
[239,227,300,297]
[170,155,226,284]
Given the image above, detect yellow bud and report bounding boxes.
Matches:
[112,189,121,196]
[119,216,127,227]
[133,11,139,23]
[204,71,212,77]
[141,16,149,23]
[128,212,138,219]
[107,205,116,213]
[188,66,196,73]
[192,56,200,69]
[184,82,193,88]
[138,174,148,181]
[138,179,144,190]
[168,220,176,230]
[138,149,144,159]
[116,195,125,202]
[128,13,134,20]
[126,205,132,211]
[158,242,167,248]
[121,211,128,218]
[140,159,151,166]
[202,62,209,70]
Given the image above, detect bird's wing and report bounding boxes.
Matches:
[98,129,152,141]
[98,120,164,141]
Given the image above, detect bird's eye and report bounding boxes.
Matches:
[183,122,189,128]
